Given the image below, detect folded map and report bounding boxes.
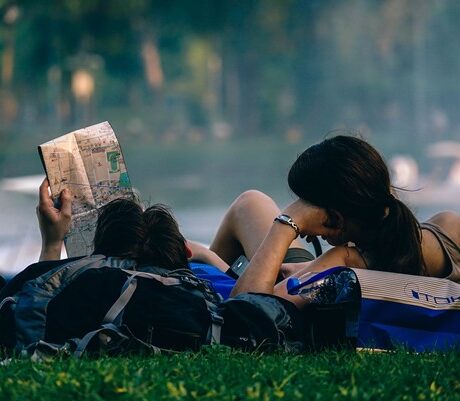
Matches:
[38,121,133,257]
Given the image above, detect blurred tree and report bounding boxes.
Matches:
[1,0,460,149]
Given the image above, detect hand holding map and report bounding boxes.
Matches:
[38,121,133,257]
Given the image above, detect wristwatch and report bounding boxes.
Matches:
[274,214,300,236]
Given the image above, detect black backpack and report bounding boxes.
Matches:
[220,293,307,353]
[0,255,223,356]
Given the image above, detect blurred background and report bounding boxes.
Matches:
[1,0,460,274]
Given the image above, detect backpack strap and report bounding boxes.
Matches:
[0,296,15,311]
[33,255,107,286]
[205,300,223,345]
[102,271,182,326]
[74,323,162,358]
[74,323,128,357]
[121,269,182,286]
[102,276,138,325]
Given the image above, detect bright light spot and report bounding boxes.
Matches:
[448,161,460,186]
[4,6,20,24]
[71,69,95,103]
[390,155,419,188]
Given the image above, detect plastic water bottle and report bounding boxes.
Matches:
[286,266,347,302]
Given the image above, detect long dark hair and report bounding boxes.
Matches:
[288,135,423,275]
[93,199,189,270]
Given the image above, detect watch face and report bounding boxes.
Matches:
[276,215,287,223]
[276,215,293,225]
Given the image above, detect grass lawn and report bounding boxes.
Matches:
[1,348,459,400]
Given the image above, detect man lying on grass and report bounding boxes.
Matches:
[3,178,314,302]
[0,178,315,353]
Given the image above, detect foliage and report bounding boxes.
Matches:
[1,0,460,151]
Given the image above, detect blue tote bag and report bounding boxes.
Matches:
[352,269,460,351]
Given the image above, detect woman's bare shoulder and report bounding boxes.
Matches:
[421,211,460,277]
[424,211,460,245]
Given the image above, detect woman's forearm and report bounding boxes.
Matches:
[230,199,340,297]
[230,223,297,296]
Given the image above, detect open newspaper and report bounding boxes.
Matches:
[38,121,133,257]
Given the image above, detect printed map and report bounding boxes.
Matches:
[39,121,133,257]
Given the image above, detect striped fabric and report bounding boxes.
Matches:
[353,269,460,351]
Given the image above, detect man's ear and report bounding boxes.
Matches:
[325,209,345,230]
[185,242,193,259]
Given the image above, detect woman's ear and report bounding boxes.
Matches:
[325,209,345,230]
[185,242,193,259]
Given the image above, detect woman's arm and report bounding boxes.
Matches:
[37,179,72,261]
[230,199,341,297]
[186,240,230,272]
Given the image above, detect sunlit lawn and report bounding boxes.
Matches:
[1,348,459,401]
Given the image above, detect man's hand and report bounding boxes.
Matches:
[186,240,230,273]
[37,178,72,260]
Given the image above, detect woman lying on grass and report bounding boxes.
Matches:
[228,135,460,307]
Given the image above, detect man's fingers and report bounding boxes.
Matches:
[39,178,50,203]
[59,188,72,218]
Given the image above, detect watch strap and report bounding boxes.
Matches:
[274,214,300,236]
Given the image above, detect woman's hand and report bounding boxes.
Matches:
[282,199,341,240]
[37,178,72,261]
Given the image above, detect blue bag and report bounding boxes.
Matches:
[190,262,235,299]
[352,269,460,351]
